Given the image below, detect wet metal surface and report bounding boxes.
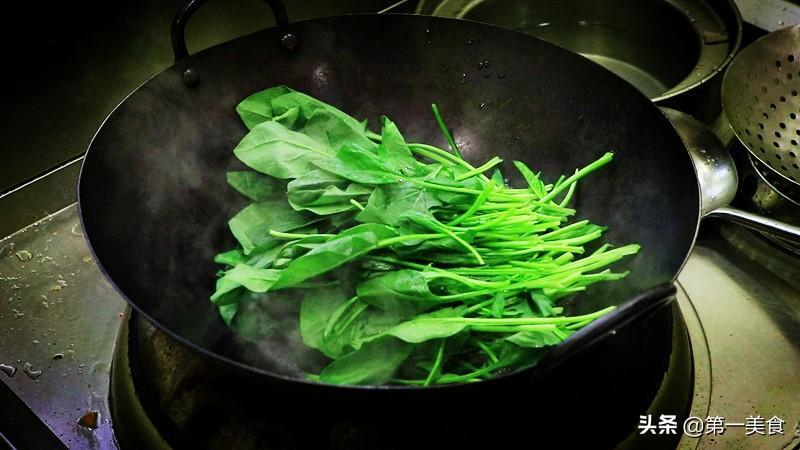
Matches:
[735,0,800,32]
[677,224,800,449]
[0,204,125,449]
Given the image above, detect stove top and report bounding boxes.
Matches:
[1,203,798,449]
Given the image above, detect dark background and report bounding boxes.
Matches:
[0,0,397,194]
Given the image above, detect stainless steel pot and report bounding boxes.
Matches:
[417,0,742,121]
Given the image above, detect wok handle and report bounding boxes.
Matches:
[533,283,677,378]
[171,0,289,62]
[707,206,800,244]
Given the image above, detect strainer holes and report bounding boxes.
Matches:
[760,147,767,153]
[776,60,783,68]
[745,128,751,135]
[762,86,769,94]
[776,131,782,138]
[781,165,788,171]
[763,112,769,119]
[791,113,798,120]
[773,142,781,149]
[794,164,799,169]
[754,95,759,102]
[792,151,798,157]
[774,78,781,85]
[781,96,788,102]
[771,103,778,110]
[789,73,795,80]
[791,175,797,181]
[758,133,764,140]
[759,123,765,129]
[790,54,796,62]
[780,122,787,129]
[792,90,799,96]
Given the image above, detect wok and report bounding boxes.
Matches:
[79,0,698,442]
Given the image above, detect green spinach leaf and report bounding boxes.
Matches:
[227,171,285,202]
[318,337,412,385]
[271,223,397,290]
[235,85,292,129]
[228,200,320,254]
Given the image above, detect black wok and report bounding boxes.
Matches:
[79,0,699,444]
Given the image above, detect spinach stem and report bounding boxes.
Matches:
[366,256,501,287]
[423,340,446,386]
[431,103,462,159]
[448,180,495,227]
[408,143,474,170]
[406,144,458,167]
[323,296,360,340]
[377,233,445,247]
[473,338,499,363]
[540,152,613,202]
[349,199,365,211]
[441,305,616,325]
[366,130,382,142]
[455,157,503,181]
[269,230,332,240]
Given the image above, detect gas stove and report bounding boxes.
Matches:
[1,1,800,449]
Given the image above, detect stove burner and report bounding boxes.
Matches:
[109,304,693,449]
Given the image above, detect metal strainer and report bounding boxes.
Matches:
[723,25,800,188]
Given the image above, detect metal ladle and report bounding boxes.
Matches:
[662,107,800,243]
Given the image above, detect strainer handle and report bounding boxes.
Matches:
[708,206,800,244]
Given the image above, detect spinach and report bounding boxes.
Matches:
[300,289,354,358]
[311,144,399,184]
[210,264,281,304]
[507,328,573,348]
[299,109,377,153]
[270,89,367,133]
[287,169,372,215]
[234,120,337,180]
[212,86,639,386]
[355,269,442,314]
[235,85,292,129]
[318,337,412,385]
[270,223,397,290]
[228,200,319,254]
[356,181,441,226]
[226,171,285,202]
[214,248,245,267]
[376,116,418,174]
[360,307,467,344]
